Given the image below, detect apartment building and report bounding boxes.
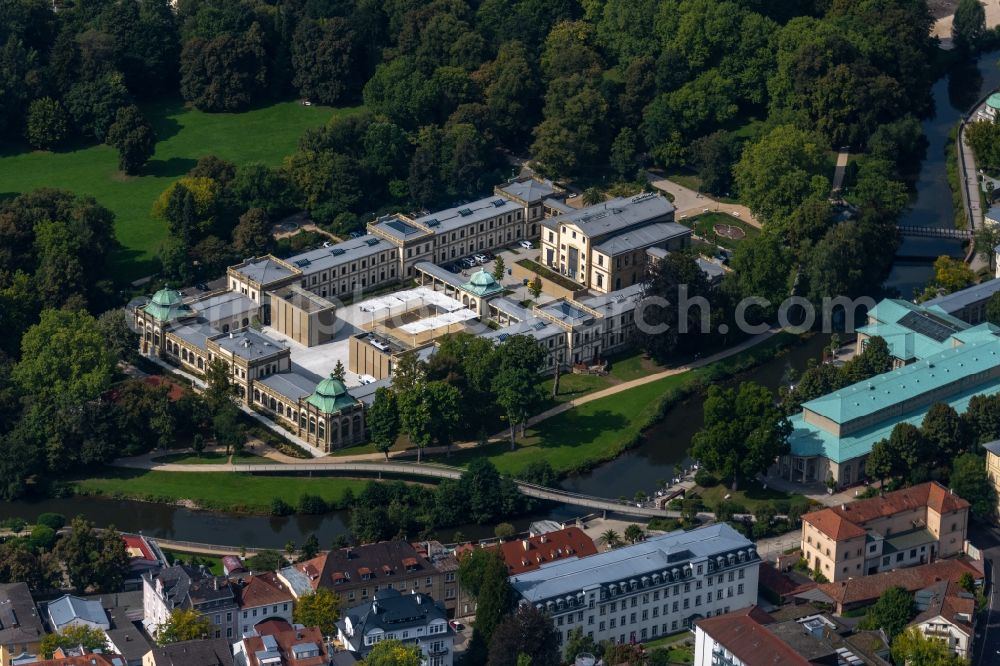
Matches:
[278,541,460,617]
[510,524,759,647]
[800,482,970,583]
[539,193,688,292]
[336,590,453,666]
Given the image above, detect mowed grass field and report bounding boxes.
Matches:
[71,469,371,514]
[0,99,358,282]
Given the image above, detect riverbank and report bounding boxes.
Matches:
[427,331,802,477]
[70,469,371,514]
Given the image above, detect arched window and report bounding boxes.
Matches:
[222,324,230,333]
[242,317,249,327]
[318,420,325,439]
[299,414,307,429]
[309,417,315,434]
[253,389,260,402]
[197,357,204,369]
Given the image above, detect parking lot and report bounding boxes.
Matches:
[446,243,556,305]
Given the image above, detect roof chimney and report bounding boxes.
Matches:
[522,539,530,551]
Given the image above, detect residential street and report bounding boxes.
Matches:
[970,524,1000,666]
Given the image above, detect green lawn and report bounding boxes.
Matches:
[696,479,793,513]
[71,469,371,513]
[0,98,359,282]
[427,372,691,476]
[428,332,800,476]
[683,212,758,250]
[162,549,224,575]
[643,632,689,651]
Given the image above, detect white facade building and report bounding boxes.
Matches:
[336,589,453,666]
[510,524,760,647]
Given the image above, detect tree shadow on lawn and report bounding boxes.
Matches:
[143,98,186,142]
[144,156,198,178]
[529,409,630,450]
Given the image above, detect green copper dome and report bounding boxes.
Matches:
[988,93,1000,110]
[144,288,191,322]
[462,269,504,298]
[306,375,357,414]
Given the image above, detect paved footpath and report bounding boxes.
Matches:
[645,173,761,229]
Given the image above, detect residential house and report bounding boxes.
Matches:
[336,590,452,666]
[510,524,760,648]
[800,482,970,582]
[0,582,44,666]
[142,565,239,641]
[46,595,111,633]
[142,638,235,666]
[693,606,890,666]
[87,592,150,666]
[232,619,328,666]
[797,558,984,614]
[234,573,295,637]
[911,579,976,659]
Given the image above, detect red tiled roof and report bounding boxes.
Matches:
[242,623,328,666]
[758,563,817,599]
[816,558,984,607]
[695,607,812,666]
[495,527,600,575]
[803,482,970,542]
[238,572,295,609]
[123,535,155,562]
[802,508,866,541]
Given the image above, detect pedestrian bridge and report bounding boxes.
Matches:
[231,461,674,518]
[897,225,973,240]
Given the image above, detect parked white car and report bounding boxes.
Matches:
[519,240,533,249]
[473,253,488,264]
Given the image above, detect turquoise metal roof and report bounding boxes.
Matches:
[856,323,949,361]
[790,374,1000,463]
[802,340,1000,425]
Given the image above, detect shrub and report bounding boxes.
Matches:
[29,525,57,550]
[298,494,328,514]
[36,513,66,530]
[270,498,294,516]
[694,469,718,487]
[494,523,516,539]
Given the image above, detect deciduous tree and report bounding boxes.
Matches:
[486,605,559,666]
[41,626,108,658]
[292,588,340,636]
[859,586,914,640]
[367,388,399,461]
[949,453,996,522]
[156,608,212,645]
[106,104,156,174]
[691,382,791,490]
[25,97,67,149]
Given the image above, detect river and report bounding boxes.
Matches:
[886,50,1000,299]
[3,55,995,549]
